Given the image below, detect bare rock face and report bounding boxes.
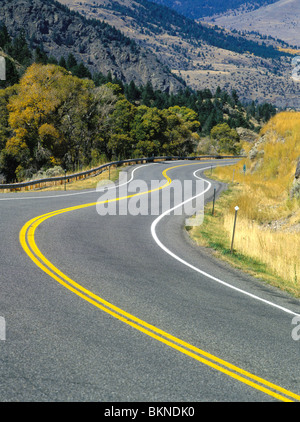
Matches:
[290,157,300,199]
[248,135,267,160]
[236,128,258,144]
[0,0,185,93]
[295,157,300,180]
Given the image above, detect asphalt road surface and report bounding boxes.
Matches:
[1,159,300,402]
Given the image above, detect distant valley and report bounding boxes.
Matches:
[205,0,300,48]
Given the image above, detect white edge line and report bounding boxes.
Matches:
[150,163,300,318]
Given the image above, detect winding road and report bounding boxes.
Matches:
[1,159,300,402]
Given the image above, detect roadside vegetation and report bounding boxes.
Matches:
[0,62,202,183]
[188,111,300,297]
[40,165,121,191]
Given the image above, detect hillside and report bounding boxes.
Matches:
[0,57,273,184]
[59,0,300,109]
[207,0,300,48]
[0,0,184,93]
[150,0,279,19]
[0,61,200,183]
[190,111,300,295]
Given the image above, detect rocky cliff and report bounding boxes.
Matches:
[0,0,184,92]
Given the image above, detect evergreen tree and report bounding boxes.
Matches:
[141,81,156,107]
[34,46,48,64]
[47,56,58,65]
[72,62,92,79]
[0,24,11,49]
[7,29,32,66]
[66,53,77,71]
[58,56,67,69]
[125,80,141,103]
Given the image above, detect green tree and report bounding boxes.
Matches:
[0,86,17,152]
[0,24,11,49]
[4,63,98,176]
[141,81,156,107]
[125,80,141,103]
[58,56,67,69]
[210,123,241,155]
[107,98,136,158]
[72,62,92,79]
[162,106,200,155]
[34,46,48,64]
[66,53,77,71]
[7,29,31,66]
[131,106,166,156]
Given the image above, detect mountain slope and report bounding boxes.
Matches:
[0,0,184,93]
[60,0,286,59]
[150,0,279,19]
[207,0,300,47]
[59,0,300,109]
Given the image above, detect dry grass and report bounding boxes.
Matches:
[278,48,300,55]
[190,111,300,296]
[36,166,120,191]
[223,213,300,293]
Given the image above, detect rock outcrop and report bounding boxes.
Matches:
[0,0,185,93]
[291,156,300,198]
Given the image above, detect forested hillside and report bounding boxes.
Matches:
[150,0,278,19]
[0,0,184,92]
[0,58,275,183]
[0,5,278,184]
[62,0,299,109]
[0,63,201,183]
[64,0,287,59]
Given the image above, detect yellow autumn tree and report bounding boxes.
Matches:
[5,63,97,177]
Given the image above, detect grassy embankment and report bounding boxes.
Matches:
[188,112,300,297]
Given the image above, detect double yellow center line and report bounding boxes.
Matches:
[19,163,300,402]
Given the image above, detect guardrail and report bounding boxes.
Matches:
[0,154,243,192]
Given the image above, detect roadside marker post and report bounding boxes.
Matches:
[212,187,216,216]
[231,206,239,254]
[64,169,67,191]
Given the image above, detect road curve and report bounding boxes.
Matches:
[1,160,300,402]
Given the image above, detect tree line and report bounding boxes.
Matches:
[0,25,276,183]
[102,0,289,59]
[0,23,277,131]
[0,63,203,182]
